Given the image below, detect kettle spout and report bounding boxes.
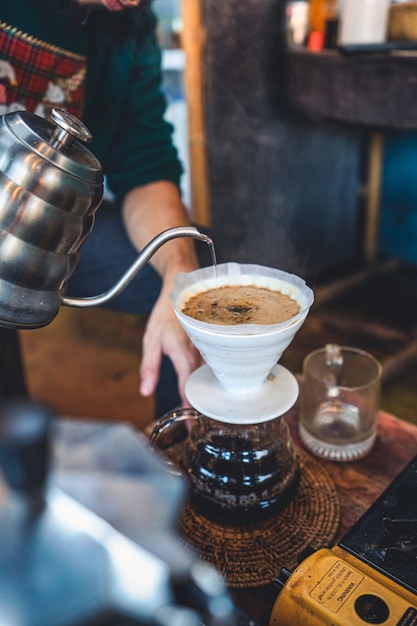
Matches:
[62,226,214,309]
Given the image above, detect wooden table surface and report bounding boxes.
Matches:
[51,408,417,626]
[231,408,417,625]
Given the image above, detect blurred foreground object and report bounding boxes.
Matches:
[0,400,237,626]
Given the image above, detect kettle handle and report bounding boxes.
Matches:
[61,226,213,308]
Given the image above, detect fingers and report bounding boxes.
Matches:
[139,326,162,397]
[139,311,201,406]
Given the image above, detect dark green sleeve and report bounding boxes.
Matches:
[84,9,183,204]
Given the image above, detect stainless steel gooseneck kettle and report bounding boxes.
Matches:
[0,108,211,329]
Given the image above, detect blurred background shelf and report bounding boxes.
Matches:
[285,47,417,129]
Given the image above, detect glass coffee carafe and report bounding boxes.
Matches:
[150,408,299,522]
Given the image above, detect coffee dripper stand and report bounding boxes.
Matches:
[150,263,314,523]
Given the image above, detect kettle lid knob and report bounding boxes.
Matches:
[49,107,92,148]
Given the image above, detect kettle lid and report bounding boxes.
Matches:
[3,108,103,185]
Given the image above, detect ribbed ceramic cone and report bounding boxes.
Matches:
[170,263,314,392]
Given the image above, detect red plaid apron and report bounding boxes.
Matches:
[0,21,86,119]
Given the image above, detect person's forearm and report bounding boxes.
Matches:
[122,180,200,282]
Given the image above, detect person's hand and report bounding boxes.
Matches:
[139,283,202,407]
[121,181,203,408]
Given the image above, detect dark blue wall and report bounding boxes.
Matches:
[202,0,364,286]
[379,133,417,265]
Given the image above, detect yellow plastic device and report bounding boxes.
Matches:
[270,545,417,626]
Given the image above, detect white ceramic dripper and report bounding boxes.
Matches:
[170,263,314,424]
[151,263,314,519]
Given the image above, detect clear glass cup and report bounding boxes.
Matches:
[299,344,382,462]
[149,408,299,522]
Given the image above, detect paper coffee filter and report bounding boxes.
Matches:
[171,263,314,336]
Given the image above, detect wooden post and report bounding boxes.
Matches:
[365,132,384,264]
[181,0,211,226]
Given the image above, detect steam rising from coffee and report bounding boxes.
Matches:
[198,2,356,284]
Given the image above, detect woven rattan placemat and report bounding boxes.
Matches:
[177,447,340,588]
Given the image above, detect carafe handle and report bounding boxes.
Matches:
[149,408,202,474]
